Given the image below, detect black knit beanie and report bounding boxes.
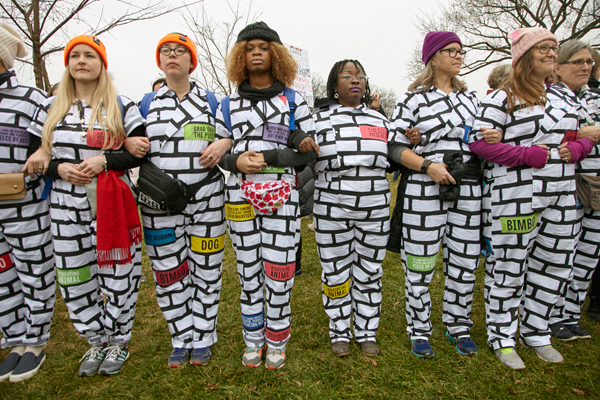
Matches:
[236,21,282,44]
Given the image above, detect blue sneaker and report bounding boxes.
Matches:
[190,347,212,366]
[168,348,191,368]
[411,339,434,358]
[446,332,478,355]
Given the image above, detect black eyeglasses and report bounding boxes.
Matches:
[439,48,467,58]
[158,46,188,56]
[532,44,559,54]
[560,58,595,67]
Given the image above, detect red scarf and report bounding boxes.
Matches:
[96,170,142,268]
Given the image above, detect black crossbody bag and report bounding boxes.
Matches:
[137,162,217,214]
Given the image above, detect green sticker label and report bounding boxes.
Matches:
[184,123,215,141]
[57,265,92,286]
[406,254,438,272]
[260,165,285,173]
[500,213,538,233]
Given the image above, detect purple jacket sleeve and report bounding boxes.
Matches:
[470,139,548,169]
[565,138,594,162]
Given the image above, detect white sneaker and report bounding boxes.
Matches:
[520,339,564,363]
[265,347,286,370]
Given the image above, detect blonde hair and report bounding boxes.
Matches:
[42,63,125,153]
[487,64,511,90]
[408,53,467,92]
[226,41,298,87]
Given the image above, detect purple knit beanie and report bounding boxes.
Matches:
[422,31,462,65]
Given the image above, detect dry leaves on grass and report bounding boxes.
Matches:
[248,386,258,391]
[371,359,377,367]
[294,381,302,387]
[572,388,587,396]
[206,383,218,390]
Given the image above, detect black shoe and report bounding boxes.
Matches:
[549,323,576,341]
[564,323,591,339]
[0,353,21,382]
[295,267,303,277]
[9,351,46,382]
[587,296,600,321]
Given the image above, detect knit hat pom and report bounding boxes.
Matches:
[236,21,282,44]
[0,23,27,70]
[510,27,557,67]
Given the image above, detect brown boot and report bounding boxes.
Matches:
[331,341,350,357]
[360,341,379,357]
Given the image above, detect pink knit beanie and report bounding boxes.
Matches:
[509,27,557,67]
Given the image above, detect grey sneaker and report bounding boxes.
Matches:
[495,347,526,370]
[564,323,591,339]
[331,341,350,357]
[550,323,576,341]
[360,341,379,357]
[242,346,264,368]
[265,347,286,370]
[79,344,107,376]
[98,344,129,375]
[140,274,147,283]
[520,339,563,363]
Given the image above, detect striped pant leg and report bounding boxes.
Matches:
[141,209,193,349]
[401,177,447,340]
[352,209,389,342]
[0,183,55,348]
[560,208,600,324]
[226,185,266,348]
[261,189,299,350]
[51,198,107,345]
[95,243,141,344]
[442,179,482,337]
[520,196,578,347]
[483,187,538,350]
[314,203,355,343]
[186,180,226,348]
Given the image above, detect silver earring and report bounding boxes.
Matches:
[334,92,338,99]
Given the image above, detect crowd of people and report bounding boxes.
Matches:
[0,19,599,383]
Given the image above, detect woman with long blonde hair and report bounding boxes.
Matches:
[29,35,146,377]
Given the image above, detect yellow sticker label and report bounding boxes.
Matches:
[190,234,226,253]
[323,279,350,299]
[500,212,538,233]
[184,123,215,141]
[225,203,255,221]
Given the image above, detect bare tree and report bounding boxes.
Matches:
[311,72,326,100]
[0,0,202,92]
[409,0,600,79]
[370,84,398,117]
[184,0,262,95]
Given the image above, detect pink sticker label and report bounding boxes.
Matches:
[263,123,290,144]
[359,125,388,142]
[264,261,295,281]
[562,130,578,143]
[154,261,189,287]
[86,129,120,149]
[266,327,290,342]
[0,253,14,272]
[0,127,29,146]
[279,96,288,105]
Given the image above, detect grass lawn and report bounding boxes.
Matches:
[2,179,599,399]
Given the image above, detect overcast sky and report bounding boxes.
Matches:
[16,0,495,102]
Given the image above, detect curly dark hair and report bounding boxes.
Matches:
[326,59,371,103]
[226,41,298,87]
